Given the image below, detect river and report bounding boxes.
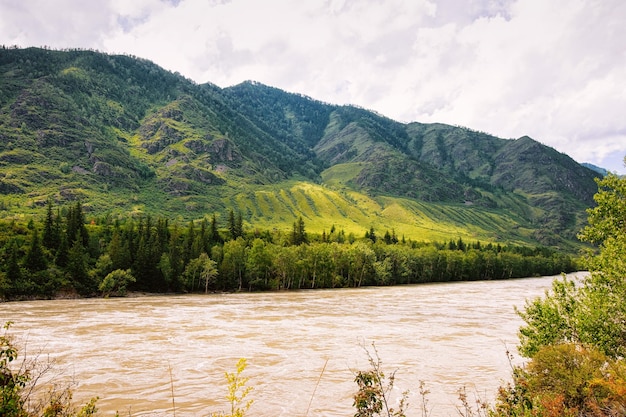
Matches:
[0,273,583,417]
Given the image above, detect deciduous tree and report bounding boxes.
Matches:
[518,172,626,359]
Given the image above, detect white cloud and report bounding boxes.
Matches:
[0,0,113,47]
[0,0,624,173]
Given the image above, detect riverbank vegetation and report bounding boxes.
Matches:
[491,171,626,416]
[2,169,624,416]
[348,170,626,416]
[1,321,98,417]
[0,200,576,300]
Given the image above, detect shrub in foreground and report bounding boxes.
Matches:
[494,344,626,417]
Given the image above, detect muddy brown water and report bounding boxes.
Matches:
[1,273,582,416]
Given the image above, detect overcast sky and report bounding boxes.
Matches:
[2,0,625,174]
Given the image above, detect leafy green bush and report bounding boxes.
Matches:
[495,167,626,416]
[353,344,408,417]
[517,173,626,359]
[98,268,136,297]
[1,322,28,417]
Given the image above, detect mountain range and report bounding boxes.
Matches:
[0,47,600,250]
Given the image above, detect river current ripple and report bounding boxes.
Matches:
[1,273,583,417]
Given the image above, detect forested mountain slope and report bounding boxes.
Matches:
[0,47,599,249]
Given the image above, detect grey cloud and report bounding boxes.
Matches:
[1,0,624,172]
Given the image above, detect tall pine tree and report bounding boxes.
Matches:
[67,239,92,294]
[66,201,89,247]
[42,200,60,251]
[24,228,47,272]
[210,214,222,244]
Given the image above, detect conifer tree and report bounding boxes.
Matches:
[24,228,47,272]
[55,233,70,268]
[197,218,208,255]
[210,214,222,244]
[166,225,184,290]
[228,210,244,240]
[236,211,244,239]
[367,227,376,243]
[66,201,89,247]
[133,229,165,291]
[291,216,308,245]
[5,240,22,286]
[156,217,170,254]
[228,209,236,240]
[67,239,92,294]
[108,230,131,271]
[183,220,196,264]
[42,200,60,250]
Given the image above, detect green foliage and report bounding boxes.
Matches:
[75,397,99,417]
[227,210,243,241]
[0,199,577,299]
[0,321,98,417]
[517,172,626,359]
[578,173,626,245]
[221,238,247,291]
[99,268,136,296]
[245,239,271,290]
[493,344,626,417]
[182,253,217,293]
[66,202,89,248]
[67,239,93,295]
[517,275,579,358]
[211,358,253,417]
[353,344,408,417]
[42,200,60,251]
[291,216,307,245]
[0,47,600,250]
[23,228,46,272]
[495,163,626,417]
[1,322,28,417]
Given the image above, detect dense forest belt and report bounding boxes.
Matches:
[0,200,577,300]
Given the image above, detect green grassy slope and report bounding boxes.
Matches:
[217,180,552,248]
[0,47,601,251]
